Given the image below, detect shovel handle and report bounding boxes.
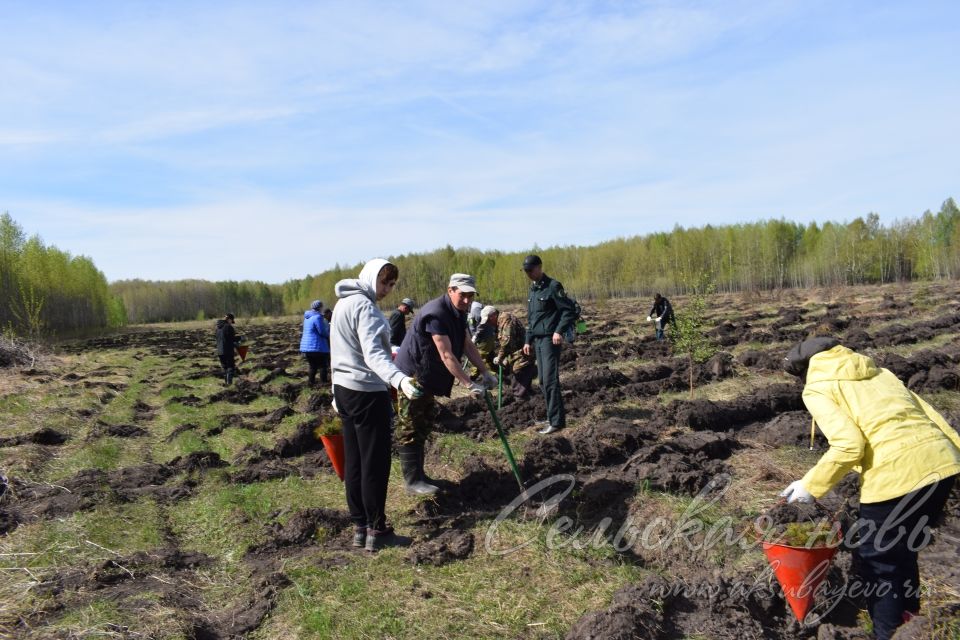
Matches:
[497,365,503,410]
[483,391,524,491]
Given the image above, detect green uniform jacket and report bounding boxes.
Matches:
[801,345,960,503]
[525,275,578,344]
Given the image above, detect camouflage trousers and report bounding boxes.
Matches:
[395,392,438,447]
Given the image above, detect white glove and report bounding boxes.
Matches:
[399,377,423,400]
[492,355,501,366]
[482,371,498,389]
[780,480,814,504]
[646,315,652,322]
[467,382,485,397]
[331,398,338,414]
[654,316,661,323]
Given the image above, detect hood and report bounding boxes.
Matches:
[335,258,391,301]
[216,319,228,328]
[805,345,880,384]
[303,309,321,319]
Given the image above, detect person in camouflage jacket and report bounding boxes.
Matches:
[494,310,537,398]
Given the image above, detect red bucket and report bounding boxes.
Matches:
[761,538,839,623]
[235,345,249,362]
[320,433,345,481]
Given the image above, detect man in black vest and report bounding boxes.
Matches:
[522,255,577,434]
[394,274,498,494]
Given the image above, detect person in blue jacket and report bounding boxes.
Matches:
[300,300,331,385]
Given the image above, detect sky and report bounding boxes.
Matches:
[2,0,959,283]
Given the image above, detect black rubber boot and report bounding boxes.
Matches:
[399,445,438,495]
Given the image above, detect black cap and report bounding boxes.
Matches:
[784,337,840,378]
[522,254,542,271]
[225,313,235,320]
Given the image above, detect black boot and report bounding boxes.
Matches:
[399,444,437,495]
[225,369,234,386]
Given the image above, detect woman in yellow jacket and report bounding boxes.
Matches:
[782,337,960,640]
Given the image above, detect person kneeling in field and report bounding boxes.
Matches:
[493,310,537,399]
[781,337,960,640]
[330,258,423,552]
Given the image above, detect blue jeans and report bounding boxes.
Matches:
[655,327,665,341]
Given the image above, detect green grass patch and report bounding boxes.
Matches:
[0,393,31,417]
[433,433,533,470]
[167,475,344,559]
[260,518,645,640]
[49,437,141,481]
[75,499,166,553]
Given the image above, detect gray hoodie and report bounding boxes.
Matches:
[330,258,406,393]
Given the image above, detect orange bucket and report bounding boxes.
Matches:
[761,538,839,623]
[320,433,345,481]
[236,345,249,362]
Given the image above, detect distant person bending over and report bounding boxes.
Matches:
[215,313,244,385]
[388,298,417,350]
[522,255,577,434]
[394,274,498,495]
[300,300,330,386]
[468,299,482,336]
[494,310,537,399]
[647,293,675,341]
[467,305,499,379]
[781,337,960,640]
[330,259,423,552]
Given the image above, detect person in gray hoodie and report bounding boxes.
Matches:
[331,258,422,552]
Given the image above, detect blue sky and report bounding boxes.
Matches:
[2,1,958,283]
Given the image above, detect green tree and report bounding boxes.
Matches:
[670,271,719,397]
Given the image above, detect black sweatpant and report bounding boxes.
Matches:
[334,385,393,532]
[533,336,565,427]
[856,475,956,640]
[217,354,235,382]
[304,352,330,384]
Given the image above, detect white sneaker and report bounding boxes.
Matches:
[537,424,562,435]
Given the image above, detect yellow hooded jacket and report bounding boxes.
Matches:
[801,345,960,503]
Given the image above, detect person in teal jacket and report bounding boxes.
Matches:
[521,255,577,434]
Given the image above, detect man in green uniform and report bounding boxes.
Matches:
[521,255,577,434]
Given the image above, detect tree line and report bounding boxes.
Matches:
[0,213,124,337]
[4,199,958,333]
[111,279,285,324]
[280,198,960,310]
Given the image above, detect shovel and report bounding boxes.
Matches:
[483,391,524,493]
[497,364,503,409]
